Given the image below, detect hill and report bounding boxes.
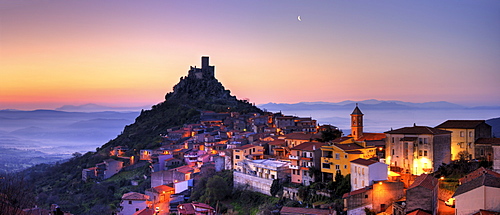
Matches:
[18,57,262,214]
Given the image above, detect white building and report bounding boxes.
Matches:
[350,158,388,191]
[119,192,150,215]
[233,159,291,195]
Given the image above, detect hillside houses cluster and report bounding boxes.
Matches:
[83,105,500,215]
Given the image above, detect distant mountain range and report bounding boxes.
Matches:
[56,103,152,112]
[258,99,500,111]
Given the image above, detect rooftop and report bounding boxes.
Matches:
[385,126,451,135]
[351,158,381,166]
[291,141,327,151]
[453,173,500,197]
[408,174,438,190]
[435,120,488,129]
[121,192,149,201]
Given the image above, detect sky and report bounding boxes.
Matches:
[1,0,499,110]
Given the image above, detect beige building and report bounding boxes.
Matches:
[453,171,500,215]
[435,120,492,160]
[385,125,451,175]
[232,144,264,171]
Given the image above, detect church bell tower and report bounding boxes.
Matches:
[351,103,364,140]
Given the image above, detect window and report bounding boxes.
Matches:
[322,163,330,169]
[335,153,340,159]
[129,201,132,204]
[344,165,347,169]
[424,138,428,144]
[362,168,365,175]
[419,138,423,144]
[419,150,422,156]
[335,165,340,170]
[392,149,395,155]
[365,195,368,199]
[460,131,464,137]
[344,155,348,159]
[424,151,428,156]
[469,131,473,137]
[235,155,240,159]
[392,137,394,143]
[468,142,472,148]
[253,148,256,153]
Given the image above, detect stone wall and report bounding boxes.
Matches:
[233,171,273,195]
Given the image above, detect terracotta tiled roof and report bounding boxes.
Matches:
[355,133,386,141]
[233,144,259,150]
[121,192,149,201]
[408,174,438,190]
[284,132,320,140]
[473,210,500,215]
[332,136,353,143]
[351,158,379,166]
[151,184,174,194]
[291,142,327,151]
[459,167,500,184]
[406,209,432,215]
[334,143,364,151]
[133,208,155,215]
[280,206,331,215]
[178,202,214,214]
[385,126,451,135]
[173,165,195,174]
[268,139,286,146]
[436,120,487,129]
[476,138,500,145]
[342,185,372,198]
[453,173,500,197]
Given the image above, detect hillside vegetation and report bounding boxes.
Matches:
[16,70,262,214]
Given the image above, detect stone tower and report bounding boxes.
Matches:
[188,56,215,79]
[351,103,364,140]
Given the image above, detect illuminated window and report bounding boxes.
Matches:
[424,151,428,156]
[419,150,422,156]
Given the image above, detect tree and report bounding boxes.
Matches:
[270,179,283,197]
[0,173,36,215]
[457,150,471,161]
[200,175,231,204]
[317,127,342,142]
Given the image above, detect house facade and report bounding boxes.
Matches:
[289,142,327,185]
[119,192,151,215]
[406,174,438,215]
[320,142,376,181]
[350,158,388,191]
[232,144,264,171]
[385,125,451,175]
[453,170,500,215]
[435,120,492,160]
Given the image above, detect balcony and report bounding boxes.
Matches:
[289,165,299,170]
[289,155,300,160]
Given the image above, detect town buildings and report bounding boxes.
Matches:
[350,158,388,191]
[453,168,500,215]
[436,120,492,160]
[385,125,451,175]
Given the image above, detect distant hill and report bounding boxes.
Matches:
[55,103,151,112]
[486,117,500,138]
[258,99,499,112]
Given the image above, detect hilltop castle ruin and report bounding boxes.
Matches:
[188,56,215,79]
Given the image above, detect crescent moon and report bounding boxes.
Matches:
[298,16,301,21]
